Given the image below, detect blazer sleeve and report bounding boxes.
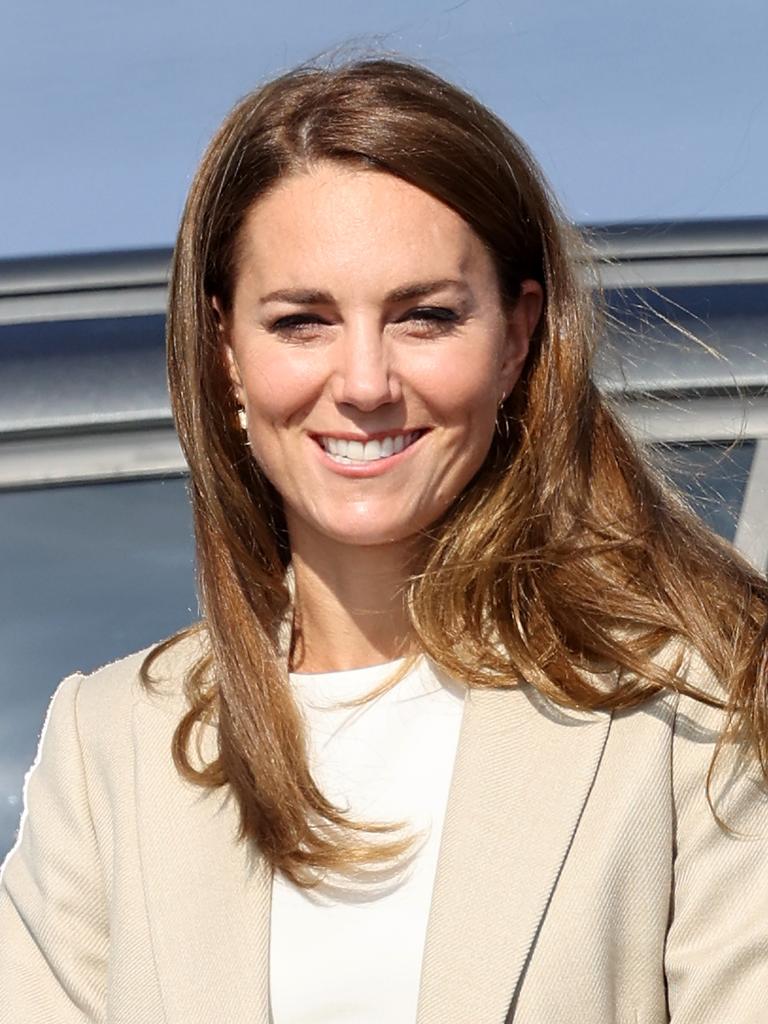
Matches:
[664,691,768,1023]
[0,672,109,1023]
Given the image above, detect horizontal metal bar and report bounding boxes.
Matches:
[0,409,172,441]
[0,409,763,572]
[0,427,186,491]
[617,396,768,443]
[734,438,768,572]
[0,248,169,297]
[587,218,768,261]
[0,286,167,325]
[4,262,766,324]
[2,221,768,326]
[2,396,767,490]
[597,254,768,291]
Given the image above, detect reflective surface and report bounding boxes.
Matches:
[0,477,196,860]
[651,439,756,543]
[0,441,760,861]
[596,284,768,395]
[0,316,167,432]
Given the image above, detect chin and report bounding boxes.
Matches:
[323,524,417,547]
[304,507,428,547]
[289,501,447,551]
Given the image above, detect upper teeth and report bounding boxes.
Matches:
[320,431,421,463]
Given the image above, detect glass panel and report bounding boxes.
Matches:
[1,444,757,859]
[0,476,196,861]
[596,283,768,395]
[651,439,756,543]
[0,316,168,432]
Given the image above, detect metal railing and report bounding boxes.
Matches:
[1,219,767,571]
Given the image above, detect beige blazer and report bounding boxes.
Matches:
[2,634,768,1024]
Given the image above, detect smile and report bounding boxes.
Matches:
[316,430,425,464]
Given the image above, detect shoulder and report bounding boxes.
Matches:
[64,626,210,744]
[652,639,768,833]
[640,636,732,753]
[598,637,731,781]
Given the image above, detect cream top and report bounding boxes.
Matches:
[269,655,465,1023]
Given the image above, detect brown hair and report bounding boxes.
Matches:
[143,53,768,886]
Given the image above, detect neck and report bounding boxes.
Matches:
[287,535,419,674]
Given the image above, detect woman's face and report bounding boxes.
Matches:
[221,161,542,553]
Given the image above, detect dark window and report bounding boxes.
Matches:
[0,476,196,860]
[651,439,756,542]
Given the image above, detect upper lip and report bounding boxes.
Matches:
[309,428,427,442]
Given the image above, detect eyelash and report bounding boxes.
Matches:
[269,307,460,334]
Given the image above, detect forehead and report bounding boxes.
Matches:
[234,162,496,294]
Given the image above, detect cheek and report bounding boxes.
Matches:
[426,354,501,426]
[239,349,320,425]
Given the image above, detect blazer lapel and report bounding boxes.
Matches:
[132,699,273,1023]
[416,683,612,1024]
[131,663,610,1024]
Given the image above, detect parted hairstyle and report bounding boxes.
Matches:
[142,53,768,887]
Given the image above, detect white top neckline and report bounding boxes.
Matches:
[269,654,465,1023]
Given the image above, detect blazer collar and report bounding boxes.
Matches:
[132,699,273,1022]
[133,677,611,1023]
[416,683,612,1023]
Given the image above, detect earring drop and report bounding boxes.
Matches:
[237,407,247,431]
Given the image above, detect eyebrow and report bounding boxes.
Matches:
[258,278,469,306]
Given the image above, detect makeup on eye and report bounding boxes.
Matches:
[268,306,463,335]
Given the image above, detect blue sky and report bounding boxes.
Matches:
[2,0,766,257]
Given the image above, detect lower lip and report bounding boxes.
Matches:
[310,433,428,477]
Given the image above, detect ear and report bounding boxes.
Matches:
[499,278,543,397]
[213,296,245,405]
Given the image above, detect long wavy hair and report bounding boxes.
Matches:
[142,54,768,886]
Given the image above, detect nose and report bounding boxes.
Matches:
[330,320,402,411]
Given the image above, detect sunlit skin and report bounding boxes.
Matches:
[220,162,542,670]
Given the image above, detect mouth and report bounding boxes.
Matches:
[312,429,428,465]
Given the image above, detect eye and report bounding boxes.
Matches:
[270,313,328,333]
[268,313,331,343]
[405,305,460,321]
[397,306,461,338]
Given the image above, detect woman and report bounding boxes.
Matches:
[2,55,767,1024]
